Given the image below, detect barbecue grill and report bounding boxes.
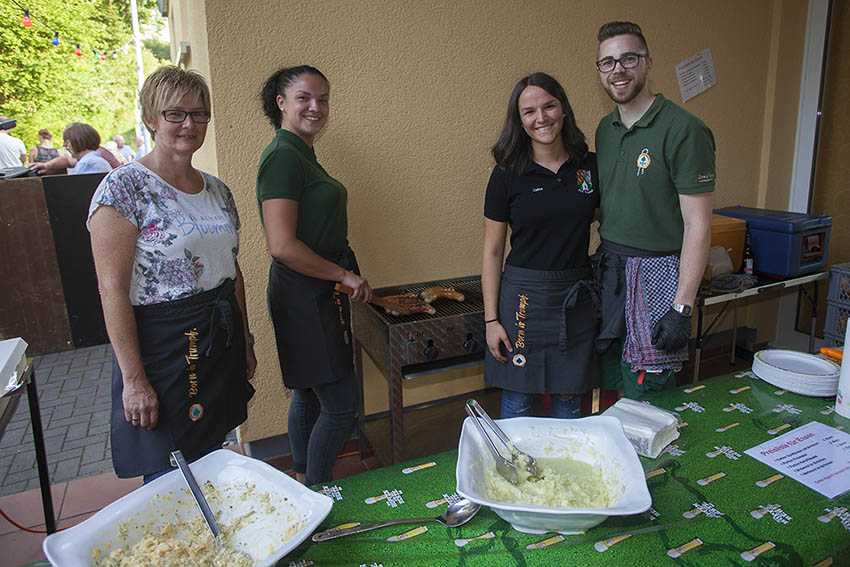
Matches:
[351,275,485,462]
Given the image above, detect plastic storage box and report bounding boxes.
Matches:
[823,263,850,347]
[715,206,831,278]
[825,301,849,340]
[828,262,850,304]
[825,333,844,348]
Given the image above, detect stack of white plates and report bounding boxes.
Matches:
[752,349,840,397]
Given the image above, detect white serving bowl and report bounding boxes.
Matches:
[43,449,332,566]
[456,415,651,535]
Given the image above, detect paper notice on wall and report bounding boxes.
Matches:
[676,48,717,102]
[745,421,850,499]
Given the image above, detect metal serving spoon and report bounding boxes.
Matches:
[170,450,221,544]
[311,498,481,542]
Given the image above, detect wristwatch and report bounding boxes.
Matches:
[672,303,693,317]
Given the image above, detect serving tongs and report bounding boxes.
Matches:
[170,450,222,545]
[465,399,541,485]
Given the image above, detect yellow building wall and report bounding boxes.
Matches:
[166,0,218,175]
[813,0,850,265]
[746,0,809,342]
[168,0,808,442]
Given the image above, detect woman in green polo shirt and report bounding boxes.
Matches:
[257,65,372,486]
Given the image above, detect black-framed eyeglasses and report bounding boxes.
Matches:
[596,52,647,73]
[161,110,211,123]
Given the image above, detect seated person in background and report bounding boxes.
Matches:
[64,123,113,174]
[29,129,60,164]
[114,134,135,162]
[29,125,120,175]
[0,116,27,168]
[103,140,124,163]
[134,135,149,160]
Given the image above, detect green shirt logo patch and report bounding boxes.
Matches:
[636,148,652,176]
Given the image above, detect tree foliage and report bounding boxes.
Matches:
[0,0,166,149]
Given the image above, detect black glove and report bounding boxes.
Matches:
[651,308,691,352]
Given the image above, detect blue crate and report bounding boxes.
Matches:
[715,206,831,278]
[828,262,850,305]
[825,301,849,339]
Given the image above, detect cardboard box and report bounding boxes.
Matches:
[711,213,746,273]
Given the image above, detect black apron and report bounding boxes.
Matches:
[267,248,358,389]
[594,240,681,354]
[485,265,598,395]
[111,279,254,478]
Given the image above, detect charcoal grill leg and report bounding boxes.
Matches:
[389,370,404,463]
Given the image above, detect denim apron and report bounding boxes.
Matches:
[110,279,254,478]
[485,265,598,395]
[267,248,359,389]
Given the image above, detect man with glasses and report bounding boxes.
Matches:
[593,21,715,399]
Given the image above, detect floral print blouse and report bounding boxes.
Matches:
[88,162,240,306]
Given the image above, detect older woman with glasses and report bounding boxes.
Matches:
[88,65,256,483]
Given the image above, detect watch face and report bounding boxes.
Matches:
[674,304,692,316]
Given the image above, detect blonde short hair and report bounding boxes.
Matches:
[140,65,211,138]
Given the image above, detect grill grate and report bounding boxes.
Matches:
[367,276,483,325]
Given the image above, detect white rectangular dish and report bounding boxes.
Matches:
[456,415,651,535]
[43,449,332,566]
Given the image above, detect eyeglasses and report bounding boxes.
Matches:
[161,110,211,124]
[596,52,647,73]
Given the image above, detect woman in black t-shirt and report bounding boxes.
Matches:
[482,72,599,419]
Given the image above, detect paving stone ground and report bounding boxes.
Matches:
[0,344,114,496]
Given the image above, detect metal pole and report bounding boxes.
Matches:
[693,303,704,383]
[26,367,56,534]
[129,0,152,153]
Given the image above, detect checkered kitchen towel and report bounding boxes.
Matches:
[623,255,689,373]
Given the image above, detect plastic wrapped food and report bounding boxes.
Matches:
[602,398,680,458]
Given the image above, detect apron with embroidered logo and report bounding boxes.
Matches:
[485,265,598,395]
[110,279,254,478]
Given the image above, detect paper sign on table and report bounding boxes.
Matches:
[744,421,850,499]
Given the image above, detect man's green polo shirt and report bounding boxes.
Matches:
[595,94,716,252]
[256,129,348,259]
